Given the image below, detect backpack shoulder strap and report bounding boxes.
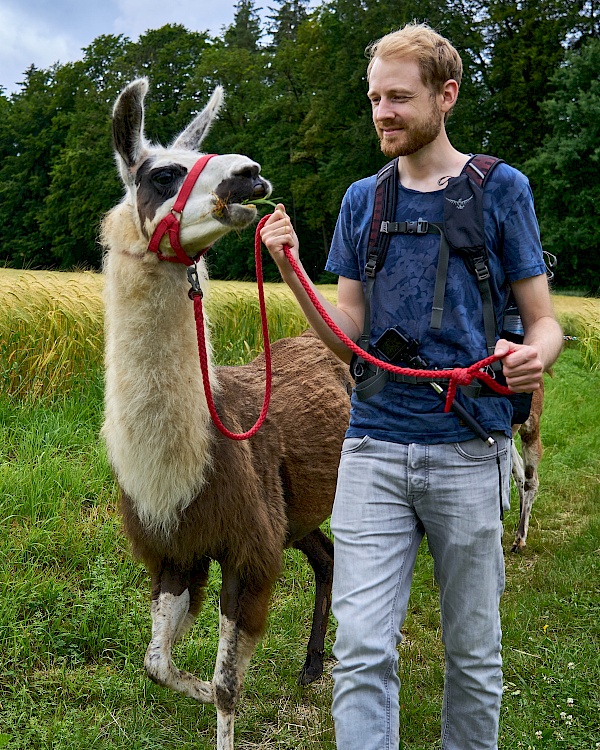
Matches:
[366,158,398,277]
[440,153,505,362]
[355,159,399,351]
[462,153,505,188]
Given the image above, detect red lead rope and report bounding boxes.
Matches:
[254,214,513,413]
[190,223,272,441]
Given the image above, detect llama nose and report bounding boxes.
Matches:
[252,179,267,199]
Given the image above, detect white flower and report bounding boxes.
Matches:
[560,711,567,720]
[566,697,574,705]
[567,662,575,669]
[535,730,543,738]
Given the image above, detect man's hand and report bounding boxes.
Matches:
[259,203,299,270]
[494,338,544,393]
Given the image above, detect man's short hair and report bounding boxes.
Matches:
[366,22,463,93]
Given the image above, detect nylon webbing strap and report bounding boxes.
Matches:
[430,228,449,329]
[361,158,399,352]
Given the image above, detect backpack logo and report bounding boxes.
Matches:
[445,195,474,210]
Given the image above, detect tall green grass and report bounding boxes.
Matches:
[0,270,598,749]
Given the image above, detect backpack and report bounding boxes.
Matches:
[352,154,533,424]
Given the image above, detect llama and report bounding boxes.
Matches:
[510,384,544,552]
[101,78,352,749]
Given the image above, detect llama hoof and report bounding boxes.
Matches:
[298,651,324,686]
[510,539,525,553]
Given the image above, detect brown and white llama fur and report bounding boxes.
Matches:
[101,79,351,749]
[510,384,544,552]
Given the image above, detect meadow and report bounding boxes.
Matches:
[0,269,598,750]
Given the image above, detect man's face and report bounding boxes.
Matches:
[368,57,443,158]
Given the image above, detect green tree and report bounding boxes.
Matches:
[525,38,600,292]
[0,65,72,267]
[476,0,582,166]
[38,86,121,269]
[266,0,310,45]
[123,25,211,145]
[224,0,263,51]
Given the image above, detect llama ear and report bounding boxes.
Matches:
[112,78,150,182]
[171,86,224,152]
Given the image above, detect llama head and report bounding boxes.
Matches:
[109,78,271,258]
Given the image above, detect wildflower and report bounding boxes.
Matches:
[567,662,575,669]
[560,712,567,720]
[535,730,543,738]
[566,697,574,705]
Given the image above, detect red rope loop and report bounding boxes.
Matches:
[256,214,512,413]
[190,215,273,440]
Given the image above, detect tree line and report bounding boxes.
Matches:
[0,0,598,291]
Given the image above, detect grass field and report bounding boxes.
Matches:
[0,269,598,750]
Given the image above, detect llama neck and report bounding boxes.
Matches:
[102,210,216,535]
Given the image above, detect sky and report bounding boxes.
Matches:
[0,0,303,94]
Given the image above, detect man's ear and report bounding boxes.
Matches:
[440,78,460,116]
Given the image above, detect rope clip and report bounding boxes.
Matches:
[187,264,202,299]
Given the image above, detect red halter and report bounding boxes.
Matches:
[147,154,217,264]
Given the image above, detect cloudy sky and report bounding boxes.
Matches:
[0,0,298,94]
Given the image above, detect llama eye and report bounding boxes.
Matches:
[152,168,179,187]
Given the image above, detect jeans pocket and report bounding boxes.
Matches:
[453,433,508,462]
[340,436,371,455]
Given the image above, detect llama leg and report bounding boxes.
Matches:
[214,566,272,750]
[293,528,334,685]
[144,562,214,702]
[510,438,526,552]
[511,388,543,553]
[511,421,542,552]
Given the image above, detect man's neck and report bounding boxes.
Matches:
[396,134,469,193]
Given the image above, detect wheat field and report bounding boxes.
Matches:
[0,268,598,400]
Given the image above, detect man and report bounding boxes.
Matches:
[261,22,563,750]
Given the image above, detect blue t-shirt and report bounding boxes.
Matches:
[325,162,547,444]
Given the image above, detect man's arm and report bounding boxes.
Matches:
[260,205,365,363]
[494,274,563,392]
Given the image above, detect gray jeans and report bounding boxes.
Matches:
[330,434,511,750]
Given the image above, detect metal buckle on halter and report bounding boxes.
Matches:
[187,264,202,299]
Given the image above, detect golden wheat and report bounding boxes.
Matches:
[0,270,104,399]
[1,268,598,399]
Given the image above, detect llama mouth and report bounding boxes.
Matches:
[212,197,258,228]
[213,175,271,227]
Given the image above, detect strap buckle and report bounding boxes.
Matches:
[365,253,378,278]
[473,258,490,281]
[404,219,429,234]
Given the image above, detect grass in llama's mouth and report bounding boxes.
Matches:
[241,197,279,209]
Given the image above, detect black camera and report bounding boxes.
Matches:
[373,326,428,368]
